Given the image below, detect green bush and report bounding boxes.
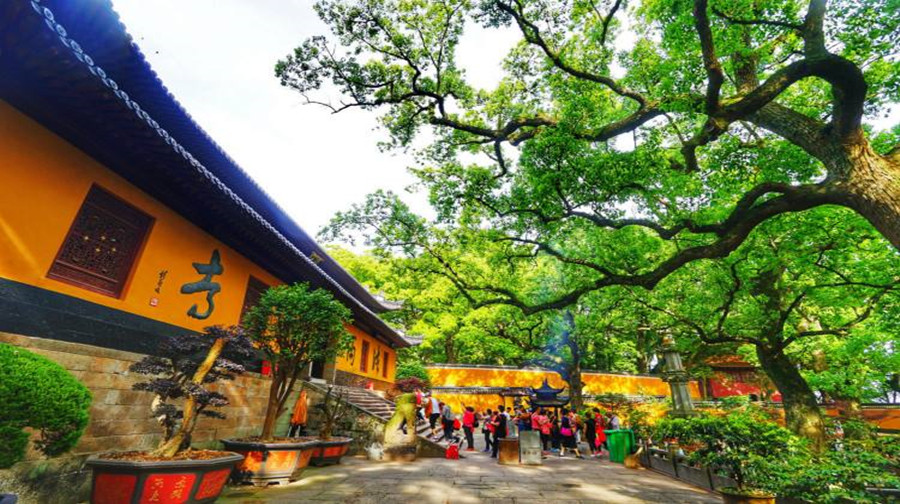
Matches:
[655,411,900,501]
[0,343,92,467]
[395,360,430,382]
[654,410,806,493]
[780,443,900,503]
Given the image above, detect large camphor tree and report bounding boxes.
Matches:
[279,0,899,315]
[634,208,899,449]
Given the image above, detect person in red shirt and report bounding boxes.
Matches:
[481,409,494,453]
[462,406,477,451]
[595,409,608,456]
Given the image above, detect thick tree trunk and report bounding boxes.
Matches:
[756,345,826,451]
[152,337,226,458]
[260,373,282,441]
[569,362,584,411]
[837,140,900,249]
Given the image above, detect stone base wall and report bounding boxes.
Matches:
[0,331,298,503]
[301,383,383,455]
[326,366,394,392]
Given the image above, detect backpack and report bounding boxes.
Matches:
[445,444,460,460]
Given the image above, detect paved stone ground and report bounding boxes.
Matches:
[220,435,718,503]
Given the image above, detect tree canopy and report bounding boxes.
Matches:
[279,0,900,316]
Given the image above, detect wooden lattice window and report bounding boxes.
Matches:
[48,185,153,298]
[382,351,390,378]
[359,340,369,373]
[240,276,269,322]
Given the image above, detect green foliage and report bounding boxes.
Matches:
[0,343,91,468]
[325,245,553,366]
[243,283,354,439]
[394,360,430,382]
[779,427,900,503]
[654,410,805,492]
[655,411,900,500]
[243,282,354,370]
[393,376,429,393]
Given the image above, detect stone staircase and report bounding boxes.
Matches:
[310,384,444,456]
[330,386,434,438]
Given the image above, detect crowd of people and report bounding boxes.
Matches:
[411,389,622,460]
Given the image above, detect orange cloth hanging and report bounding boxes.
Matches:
[290,390,308,425]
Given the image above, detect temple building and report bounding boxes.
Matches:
[702,356,782,402]
[0,0,412,400]
[528,379,570,409]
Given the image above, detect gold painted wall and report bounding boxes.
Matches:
[0,100,278,331]
[427,365,701,413]
[334,324,396,383]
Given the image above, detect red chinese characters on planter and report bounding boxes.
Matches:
[139,473,196,504]
[92,473,137,504]
[194,468,231,500]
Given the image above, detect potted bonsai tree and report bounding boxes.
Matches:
[655,410,805,504]
[223,282,353,486]
[309,386,353,466]
[86,325,254,504]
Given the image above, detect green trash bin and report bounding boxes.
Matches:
[604,429,635,463]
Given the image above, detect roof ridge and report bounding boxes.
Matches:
[70,0,395,315]
[28,0,409,345]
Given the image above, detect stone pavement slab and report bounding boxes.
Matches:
[219,448,719,504]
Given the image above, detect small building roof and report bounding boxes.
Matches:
[528,378,570,407]
[705,355,755,369]
[0,0,412,348]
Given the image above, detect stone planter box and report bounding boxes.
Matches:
[85,452,243,504]
[309,437,353,466]
[221,439,318,487]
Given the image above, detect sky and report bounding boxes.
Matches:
[110,1,897,246]
[111,0,517,240]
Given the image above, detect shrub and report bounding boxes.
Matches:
[780,443,900,503]
[393,377,429,393]
[654,409,806,493]
[130,325,254,457]
[243,283,354,441]
[0,343,92,468]
[395,360,430,382]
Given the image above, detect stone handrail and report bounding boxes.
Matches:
[639,443,737,492]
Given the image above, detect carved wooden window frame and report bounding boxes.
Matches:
[47,185,153,298]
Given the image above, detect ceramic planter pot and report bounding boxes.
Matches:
[309,437,353,466]
[719,488,776,504]
[221,439,319,487]
[85,451,243,504]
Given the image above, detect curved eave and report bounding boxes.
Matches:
[0,0,408,347]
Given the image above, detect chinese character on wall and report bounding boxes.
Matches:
[180,249,223,320]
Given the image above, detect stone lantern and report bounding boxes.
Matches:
[660,333,696,417]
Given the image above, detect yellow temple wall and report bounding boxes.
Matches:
[0,100,282,332]
[426,365,701,413]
